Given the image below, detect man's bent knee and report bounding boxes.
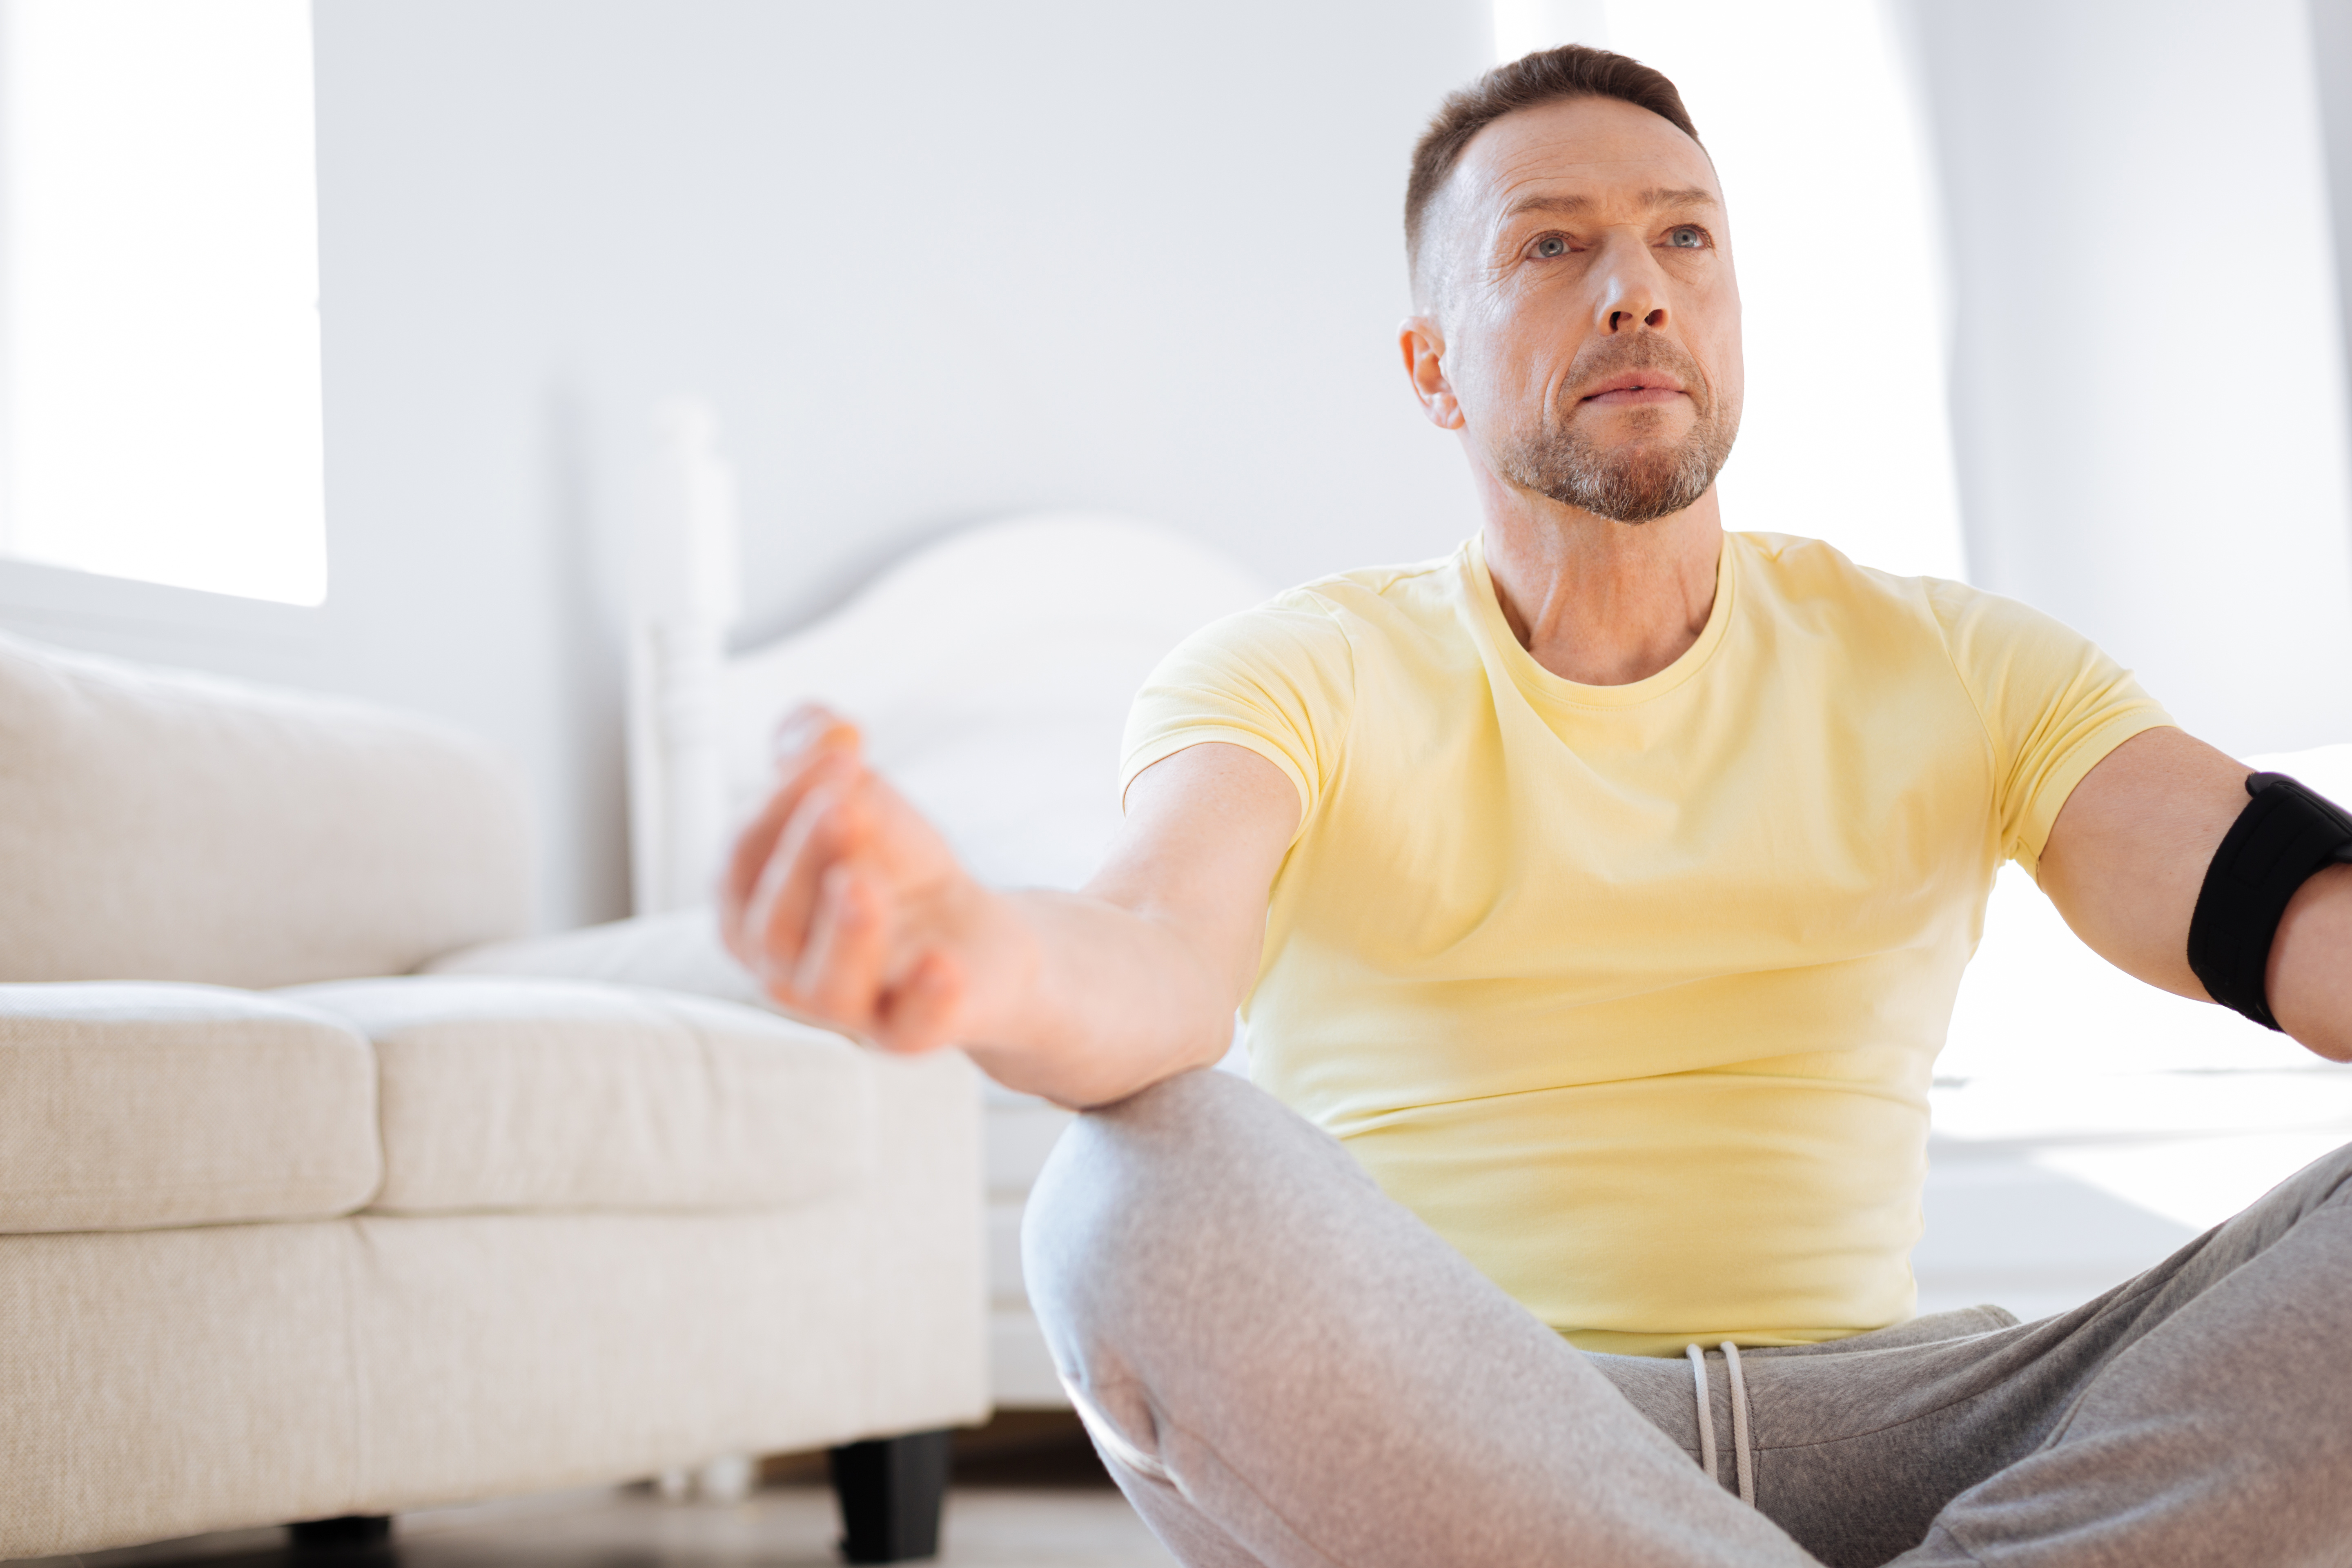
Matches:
[1021,1071,1356,1295]
[1020,1069,1374,1390]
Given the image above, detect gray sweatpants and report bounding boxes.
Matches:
[1022,1069,2352,1567]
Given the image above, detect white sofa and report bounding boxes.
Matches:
[0,630,987,1563]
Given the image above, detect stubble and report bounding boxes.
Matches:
[1495,336,1740,524]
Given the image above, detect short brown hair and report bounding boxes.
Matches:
[1405,45,1702,290]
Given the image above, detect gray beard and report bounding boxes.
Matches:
[1498,383,1739,525]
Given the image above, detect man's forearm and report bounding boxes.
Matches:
[956,886,1245,1109]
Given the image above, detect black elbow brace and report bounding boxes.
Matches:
[2185,771,2352,1030]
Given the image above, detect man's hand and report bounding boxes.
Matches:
[2040,726,2352,1061]
[718,710,1302,1106]
[720,706,1018,1055]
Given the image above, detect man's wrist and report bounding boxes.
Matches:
[942,882,1047,1052]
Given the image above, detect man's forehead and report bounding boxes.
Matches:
[1452,96,1719,223]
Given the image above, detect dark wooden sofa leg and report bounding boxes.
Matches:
[829,1430,951,1563]
[288,1515,392,1550]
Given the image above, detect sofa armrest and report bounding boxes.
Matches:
[0,983,381,1232]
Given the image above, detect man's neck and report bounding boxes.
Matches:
[1477,477,1724,687]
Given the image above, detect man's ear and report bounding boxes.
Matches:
[1399,316,1465,431]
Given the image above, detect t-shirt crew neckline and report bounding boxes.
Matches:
[1463,529,1738,710]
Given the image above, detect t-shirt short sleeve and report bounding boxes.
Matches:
[1120,590,1355,842]
[1927,579,2175,880]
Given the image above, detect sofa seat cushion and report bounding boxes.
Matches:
[428,906,767,1006]
[0,984,381,1233]
[281,976,870,1215]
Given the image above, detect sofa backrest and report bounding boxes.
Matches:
[0,630,531,987]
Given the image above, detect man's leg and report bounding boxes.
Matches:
[1886,1137,2352,1565]
[1580,1140,2352,1567]
[1021,1070,1818,1568]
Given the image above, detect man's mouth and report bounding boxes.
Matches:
[1579,372,1688,406]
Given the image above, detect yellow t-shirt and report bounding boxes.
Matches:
[1121,531,2171,1357]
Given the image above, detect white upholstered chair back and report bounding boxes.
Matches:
[629,510,1273,913]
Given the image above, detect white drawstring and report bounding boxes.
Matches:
[1684,1344,1718,1485]
[1684,1341,1756,1507]
[1722,1341,1755,1506]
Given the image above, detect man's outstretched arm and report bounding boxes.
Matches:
[718,711,1301,1108]
[2039,724,2352,1061]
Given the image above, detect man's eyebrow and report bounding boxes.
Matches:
[1500,186,1719,221]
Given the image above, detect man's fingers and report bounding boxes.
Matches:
[719,716,860,960]
[722,779,813,962]
[717,705,980,1054]
[746,777,872,998]
[771,704,859,767]
[794,863,891,1029]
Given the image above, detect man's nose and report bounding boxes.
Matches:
[1592,232,1668,333]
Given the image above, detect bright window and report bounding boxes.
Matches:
[0,0,326,606]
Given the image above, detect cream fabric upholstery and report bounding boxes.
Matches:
[0,983,380,1233]
[0,628,989,1561]
[284,976,870,1215]
[0,1045,983,1559]
[0,1221,363,1557]
[348,1052,983,1507]
[431,911,1084,1405]
[0,630,530,987]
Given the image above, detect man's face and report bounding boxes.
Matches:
[1406,96,1744,524]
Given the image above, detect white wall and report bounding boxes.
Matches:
[1601,0,1967,581]
[0,0,1492,930]
[1894,0,2352,756]
[15,0,2352,933]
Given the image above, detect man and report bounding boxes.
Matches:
[723,46,2352,1567]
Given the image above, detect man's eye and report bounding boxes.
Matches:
[1533,235,1569,258]
[1666,225,1707,249]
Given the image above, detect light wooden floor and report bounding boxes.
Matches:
[27,1484,1178,1568]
